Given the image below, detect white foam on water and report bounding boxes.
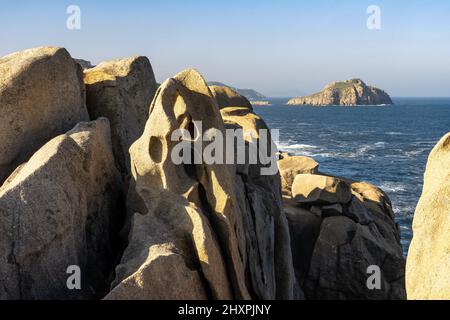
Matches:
[277,140,389,160]
[276,141,319,156]
[386,132,404,135]
[404,149,428,157]
[380,182,407,193]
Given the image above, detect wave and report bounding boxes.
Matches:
[393,204,417,215]
[279,143,317,150]
[386,132,404,135]
[379,182,407,193]
[276,140,389,159]
[404,149,429,157]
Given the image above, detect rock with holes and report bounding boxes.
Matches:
[278,155,319,197]
[220,106,295,300]
[0,46,89,183]
[109,69,295,300]
[406,132,450,300]
[292,174,352,204]
[110,69,241,300]
[84,56,158,178]
[209,85,253,110]
[0,118,122,299]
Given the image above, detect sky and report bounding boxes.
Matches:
[1,0,449,97]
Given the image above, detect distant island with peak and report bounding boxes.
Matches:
[287,79,393,106]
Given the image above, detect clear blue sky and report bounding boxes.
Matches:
[1,0,449,97]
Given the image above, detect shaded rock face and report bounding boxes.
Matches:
[0,119,123,300]
[0,46,89,183]
[282,167,406,299]
[84,56,158,179]
[108,69,294,300]
[220,106,295,300]
[406,133,450,300]
[287,79,393,106]
[209,85,253,111]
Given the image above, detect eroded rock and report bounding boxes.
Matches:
[209,85,253,110]
[109,69,295,300]
[220,106,295,300]
[0,118,122,299]
[406,132,450,300]
[84,56,158,178]
[278,155,319,197]
[0,46,89,183]
[292,174,352,204]
[110,69,246,300]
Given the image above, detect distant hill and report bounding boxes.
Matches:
[207,81,266,100]
[287,79,393,106]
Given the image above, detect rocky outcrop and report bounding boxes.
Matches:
[84,56,158,179]
[0,119,123,299]
[0,46,89,183]
[220,106,295,300]
[209,85,253,110]
[278,155,319,197]
[292,174,352,205]
[287,79,393,106]
[280,154,406,299]
[207,81,266,101]
[406,133,450,300]
[107,69,294,300]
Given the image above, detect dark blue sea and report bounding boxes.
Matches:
[254,98,450,255]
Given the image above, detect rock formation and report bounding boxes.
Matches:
[0,46,89,183]
[207,81,266,101]
[0,46,410,301]
[107,69,294,300]
[84,56,158,179]
[0,119,123,299]
[406,132,450,300]
[287,79,393,106]
[209,85,253,110]
[220,106,295,300]
[279,154,406,299]
[278,153,319,197]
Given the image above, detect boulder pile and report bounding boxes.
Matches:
[279,154,406,299]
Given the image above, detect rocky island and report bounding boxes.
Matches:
[287,79,393,106]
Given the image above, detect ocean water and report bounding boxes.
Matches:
[254,98,450,255]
